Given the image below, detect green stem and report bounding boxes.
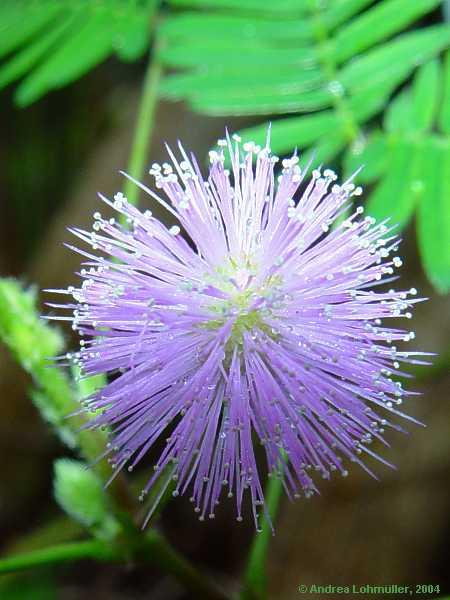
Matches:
[0,540,117,574]
[239,471,284,600]
[0,534,228,600]
[123,55,162,206]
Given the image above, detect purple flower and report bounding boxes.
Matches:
[50,131,427,528]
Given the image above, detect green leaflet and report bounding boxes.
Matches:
[417,137,450,293]
[344,131,388,183]
[0,1,61,58]
[334,0,441,63]
[340,25,450,93]
[159,43,317,70]
[299,133,347,169]
[235,112,340,157]
[439,50,450,134]
[159,14,316,43]
[411,59,441,132]
[321,0,375,29]
[226,115,347,174]
[384,89,413,133]
[113,2,158,62]
[160,68,325,101]
[166,0,391,28]
[191,87,332,116]
[365,136,422,230]
[349,76,403,121]
[167,0,311,16]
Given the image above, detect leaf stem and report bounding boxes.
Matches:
[123,55,162,206]
[0,540,118,574]
[0,533,228,600]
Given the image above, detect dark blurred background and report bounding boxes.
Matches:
[0,32,449,600]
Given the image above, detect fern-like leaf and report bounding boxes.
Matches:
[0,0,157,105]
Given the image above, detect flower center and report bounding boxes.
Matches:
[200,257,280,349]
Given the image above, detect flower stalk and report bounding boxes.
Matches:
[240,462,285,600]
[123,55,162,207]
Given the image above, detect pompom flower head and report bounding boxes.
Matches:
[50,130,427,528]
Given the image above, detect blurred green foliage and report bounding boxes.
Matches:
[0,279,78,447]
[0,279,108,463]
[0,0,157,105]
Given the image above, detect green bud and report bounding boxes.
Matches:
[0,279,76,445]
[53,459,119,540]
